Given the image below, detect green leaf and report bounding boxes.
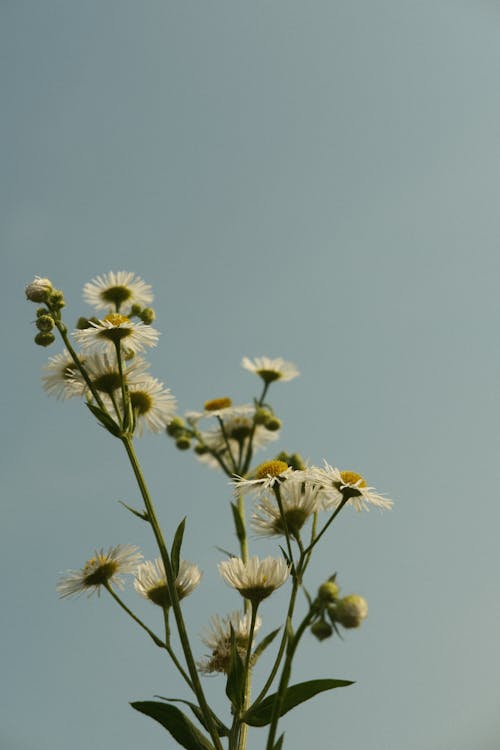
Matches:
[225,627,245,710]
[156,697,229,738]
[171,517,186,577]
[230,502,246,543]
[252,627,281,662]
[243,679,354,727]
[274,733,285,750]
[86,402,122,437]
[130,701,215,750]
[118,500,149,521]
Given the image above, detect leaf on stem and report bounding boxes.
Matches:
[230,502,246,543]
[130,701,215,750]
[225,626,245,710]
[243,679,354,727]
[86,402,122,437]
[155,697,230,737]
[273,733,285,750]
[252,627,281,662]
[118,500,149,521]
[171,517,187,577]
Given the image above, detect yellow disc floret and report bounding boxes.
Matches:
[204,397,232,411]
[104,313,130,327]
[340,471,367,488]
[255,459,289,480]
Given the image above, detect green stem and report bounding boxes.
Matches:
[104,583,165,649]
[302,497,349,557]
[121,436,224,750]
[242,382,270,475]
[237,603,259,750]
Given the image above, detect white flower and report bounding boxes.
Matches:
[251,478,322,537]
[134,558,201,607]
[57,544,142,598]
[186,400,254,422]
[310,462,393,512]
[83,271,153,312]
[25,276,53,302]
[241,356,299,383]
[42,349,86,399]
[218,555,290,602]
[73,314,159,354]
[233,460,294,495]
[69,351,150,396]
[126,375,177,435]
[198,610,262,674]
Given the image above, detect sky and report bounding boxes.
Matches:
[2,1,500,749]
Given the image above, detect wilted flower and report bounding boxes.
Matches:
[198,610,262,674]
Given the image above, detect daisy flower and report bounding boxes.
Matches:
[241,356,299,384]
[311,462,393,512]
[198,610,262,674]
[218,555,290,603]
[83,271,153,312]
[194,408,278,470]
[134,558,202,607]
[68,352,150,397]
[42,349,86,399]
[186,400,254,422]
[251,478,322,537]
[57,544,142,598]
[126,375,177,435]
[233,460,294,495]
[73,313,159,354]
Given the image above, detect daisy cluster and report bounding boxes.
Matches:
[28,272,177,436]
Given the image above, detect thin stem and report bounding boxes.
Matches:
[121,436,224,750]
[242,382,270,475]
[303,497,349,557]
[104,583,165,649]
[237,603,259,750]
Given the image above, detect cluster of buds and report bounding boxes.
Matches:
[310,575,368,641]
[166,416,192,450]
[26,277,66,347]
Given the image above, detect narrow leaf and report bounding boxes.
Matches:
[118,500,149,521]
[86,402,122,436]
[274,733,285,750]
[252,627,281,661]
[230,502,246,543]
[171,517,186,577]
[156,697,230,738]
[244,679,354,727]
[130,701,215,750]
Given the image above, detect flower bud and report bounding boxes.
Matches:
[175,436,191,451]
[76,317,92,330]
[140,307,155,324]
[35,314,54,332]
[254,407,272,425]
[288,453,306,471]
[25,277,53,303]
[194,444,209,455]
[34,331,55,347]
[265,416,281,432]
[49,290,65,309]
[166,417,185,438]
[335,595,368,628]
[130,304,142,316]
[318,580,340,604]
[311,620,333,641]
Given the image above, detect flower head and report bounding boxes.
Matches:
[311,462,393,512]
[251,478,322,537]
[73,314,159,354]
[125,375,177,435]
[333,595,368,628]
[242,356,299,384]
[42,349,86,399]
[69,351,150,396]
[134,558,201,607]
[83,271,153,312]
[198,610,262,674]
[25,276,53,303]
[233,460,294,495]
[218,555,290,603]
[57,544,142,598]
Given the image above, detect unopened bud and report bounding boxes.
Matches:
[194,444,209,455]
[49,290,65,309]
[311,620,333,641]
[265,416,281,432]
[318,581,340,604]
[175,436,191,451]
[288,453,306,471]
[254,407,272,425]
[130,304,142,316]
[25,277,53,303]
[76,317,92,330]
[35,314,54,332]
[140,307,155,324]
[34,331,55,347]
[335,595,368,628]
[166,417,185,438]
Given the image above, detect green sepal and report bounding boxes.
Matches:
[130,701,215,750]
[252,627,281,662]
[230,502,246,543]
[274,733,285,750]
[171,517,186,577]
[243,679,354,727]
[86,402,122,437]
[156,697,230,738]
[118,500,149,521]
[225,626,245,710]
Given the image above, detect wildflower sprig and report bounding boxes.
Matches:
[26,272,393,750]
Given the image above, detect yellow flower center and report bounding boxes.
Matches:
[104,313,130,327]
[340,471,367,488]
[204,397,232,411]
[255,459,289,479]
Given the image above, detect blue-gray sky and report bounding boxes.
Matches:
[2,2,500,749]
